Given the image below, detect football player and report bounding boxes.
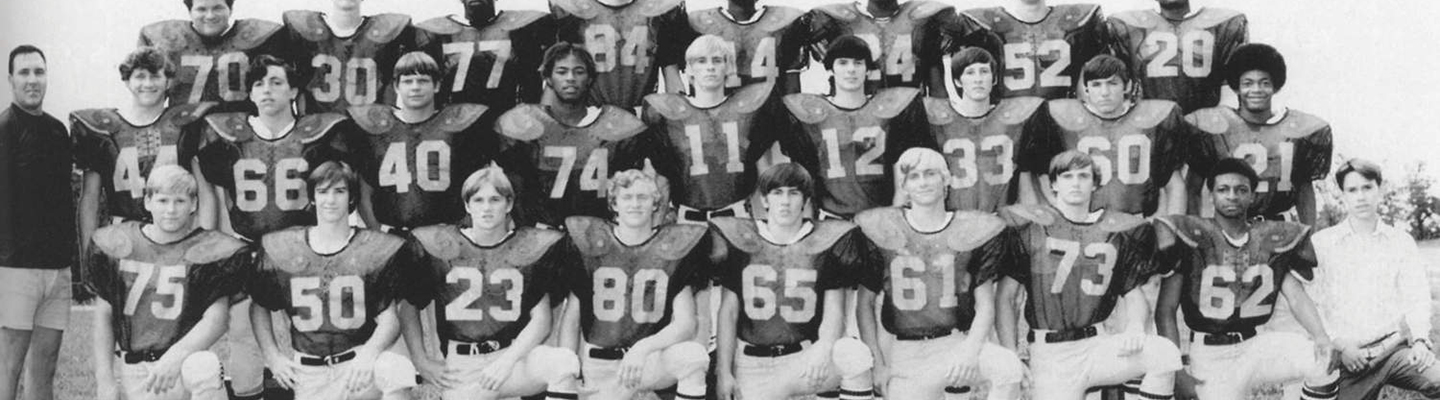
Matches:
[805,0,992,96]
[552,169,711,400]
[1185,43,1331,224]
[415,0,555,110]
[282,0,423,114]
[962,0,1112,100]
[852,148,1024,400]
[1108,0,1247,113]
[995,150,1182,400]
[139,0,286,113]
[496,43,650,227]
[1153,158,1337,400]
[398,164,581,400]
[710,163,876,400]
[248,161,418,400]
[921,47,1042,212]
[688,0,808,97]
[1018,54,1191,217]
[783,35,925,219]
[83,166,250,400]
[552,0,697,110]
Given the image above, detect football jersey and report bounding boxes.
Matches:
[783,87,924,217]
[348,104,493,228]
[553,0,696,109]
[283,11,420,114]
[1154,215,1313,333]
[191,112,353,240]
[1108,8,1247,113]
[999,204,1159,331]
[1019,99,1191,216]
[84,221,250,353]
[139,19,286,111]
[496,104,649,226]
[921,96,1043,213]
[71,103,214,222]
[1185,107,1333,218]
[251,227,419,356]
[563,216,712,349]
[688,6,807,95]
[710,217,871,346]
[805,1,967,92]
[408,225,576,345]
[415,12,556,110]
[643,82,777,210]
[962,4,1111,100]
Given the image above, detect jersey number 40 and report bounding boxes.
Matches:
[378,141,452,193]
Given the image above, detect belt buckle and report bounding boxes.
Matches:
[324,351,351,366]
[481,340,501,353]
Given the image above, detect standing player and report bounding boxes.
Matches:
[962,0,1112,100]
[854,148,1025,400]
[783,36,924,219]
[552,169,711,400]
[399,165,581,400]
[805,0,991,96]
[248,161,418,400]
[282,0,422,114]
[552,0,697,111]
[139,0,286,113]
[995,151,1181,400]
[710,163,876,400]
[1185,43,1331,224]
[688,0,808,97]
[416,0,555,110]
[82,166,249,400]
[1153,158,1337,400]
[1108,0,1247,113]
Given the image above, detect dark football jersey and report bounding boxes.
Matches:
[563,216,712,348]
[643,82,776,210]
[1019,99,1191,216]
[251,227,418,356]
[283,11,420,114]
[84,221,250,353]
[139,19,286,111]
[782,88,924,217]
[999,205,1159,331]
[496,105,649,226]
[408,225,575,345]
[348,104,493,228]
[1184,107,1333,218]
[806,1,966,92]
[855,208,1012,337]
[553,0,696,109]
[962,4,1111,100]
[688,6,807,96]
[190,112,353,240]
[1108,8,1247,113]
[416,12,555,110]
[72,103,214,222]
[1154,215,1313,333]
[710,217,870,345]
[921,96,1042,213]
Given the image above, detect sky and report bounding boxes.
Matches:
[1,0,1437,180]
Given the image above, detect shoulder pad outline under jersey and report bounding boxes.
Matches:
[410,225,463,261]
[1095,210,1148,233]
[865,87,922,119]
[92,222,142,259]
[1274,109,1331,139]
[361,13,412,43]
[1049,3,1102,31]
[203,112,254,142]
[728,81,775,114]
[854,207,907,250]
[283,10,329,42]
[644,93,696,121]
[494,10,549,31]
[183,230,250,264]
[797,219,860,255]
[922,97,958,125]
[505,227,566,266]
[566,216,614,256]
[230,19,285,49]
[995,96,1046,125]
[904,1,952,21]
[70,109,125,136]
[1108,10,1158,29]
[814,3,859,21]
[709,217,762,253]
[293,113,348,144]
[1189,8,1245,30]
[783,93,836,124]
[1124,100,1180,130]
[649,223,709,260]
[417,16,467,35]
[1046,99,1096,131]
[1251,221,1310,254]
[999,204,1057,227]
[348,104,400,135]
[1153,214,1209,248]
[1185,107,1236,135]
[943,211,1007,252]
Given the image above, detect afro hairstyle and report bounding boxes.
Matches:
[1224,43,1286,91]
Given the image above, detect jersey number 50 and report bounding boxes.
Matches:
[290,275,366,332]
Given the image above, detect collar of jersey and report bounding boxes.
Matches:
[720,5,769,24]
[853,1,900,21]
[756,219,815,245]
[1153,6,1204,20]
[248,116,295,141]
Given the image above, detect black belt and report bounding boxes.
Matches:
[589,346,630,360]
[1193,329,1256,346]
[896,330,953,341]
[298,350,357,366]
[452,338,512,356]
[743,342,804,357]
[116,349,166,364]
[1028,326,1099,343]
[681,207,737,222]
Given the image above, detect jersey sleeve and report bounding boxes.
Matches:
[1152,105,1193,186]
[1214,15,1250,81]
[677,232,719,291]
[711,230,749,294]
[248,251,290,311]
[1297,126,1333,183]
[968,228,1020,285]
[78,243,119,305]
[188,246,257,310]
[195,129,239,190]
[306,121,364,174]
[654,5,699,68]
[1273,230,1318,282]
[801,10,842,63]
[372,240,424,312]
[1113,225,1160,295]
[853,235,887,292]
[401,234,444,308]
[996,226,1032,284]
[816,228,879,291]
[69,119,107,173]
[885,96,931,162]
[516,16,559,104]
[1016,102,1065,174]
[534,235,583,307]
[1150,218,1190,277]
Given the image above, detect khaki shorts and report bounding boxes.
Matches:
[0,267,71,330]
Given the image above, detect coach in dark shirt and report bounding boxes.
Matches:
[0,44,72,400]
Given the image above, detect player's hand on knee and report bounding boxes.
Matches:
[716,372,739,400]
[415,356,456,389]
[618,349,649,389]
[1409,345,1437,371]
[265,353,301,390]
[1174,369,1204,400]
[345,348,380,394]
[1116,332,1145,356]
[143,351,186,394]
[1338,344,1369,373]
[801,343,834,390]
[871,363,889,397]
[946,342,982,386]
[477,355,518,391]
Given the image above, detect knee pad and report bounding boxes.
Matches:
[180,351,223,390]
[1142,335,1184,372]
[661,342,710,380]
[829,338,873,378]
[372,352,419,392]
[526,346,580,383]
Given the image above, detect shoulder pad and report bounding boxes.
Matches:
[1186,107,1235,135]
[905,1,952,20]
[960,7,1003,30]
[505,227,566,265]
[865,88,922,119]
[351,230,406,259]
[757,6,805,31]
[435,103,489,132]
[283,10,329,42]
[551,0,601,19]
[650,224,709,260]
[203,112,254,142]
[1253,221,1310,253]
[495,10,549,31]
[1109,10,1158,29]
[231,19,284,49]
[417,16,466,35]
[783,93,835,124]
[1154,215,1210,248]
[1191,8,1245,30]
[565,216,614,256]
[644,93,695,121]
[1046,99,1094,131]
[814,3,859,21]
[591,106,648,140]
[635,0,685,17]
[1125,100,1179,129]
[294,113,348,144]
[1096,210,1147,232]
[362,14,412,43]
[688,8,726,32]
[1277,109,1330,139]
[999,204,1056,227]
[259,227,310,271]
[348,104,399,135]
[497,104,550,141]
[797,219,859,255]
[411,225,463,261]
[854,207,907,250]
[183,230,249,264]
[70,109,124,136]
[944,211,1005,252]
[922,97,958,125]
[728,82,775,114]
[709,217,762,254]
[139,20,195,49]
[995,96,1045,125]
[166,102,217,127]
[91,223,138,259]
[1051,4,1102,30]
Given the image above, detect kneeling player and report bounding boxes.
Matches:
[398,164,580,400]
[996,151,1181,400]
[711,163,875,400]
[83,166,250,400]
[855,148,1025,400]
[249,161,418,400]
[1154,158,1337,400]
[554,169,711,400]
